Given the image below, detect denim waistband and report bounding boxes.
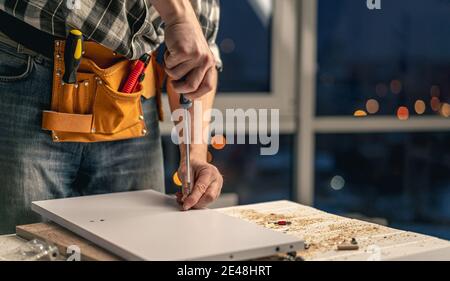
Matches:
[0,31,52,62]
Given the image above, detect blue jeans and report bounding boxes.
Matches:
[0,36,165,234]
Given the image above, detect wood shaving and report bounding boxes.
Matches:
[220,207,394,260]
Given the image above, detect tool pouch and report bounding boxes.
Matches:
[42,40,164,142]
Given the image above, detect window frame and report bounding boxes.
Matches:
[296,0,450,205]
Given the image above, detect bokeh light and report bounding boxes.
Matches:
[207,151,214,163]
[366,99,379,114]
[397,106,409,120]
[441,103,450,118]
[390,80,402,94]
[211,135,227,150]
[330,175,345,191]
[431,97,441,112]
[172,171,182,187]
[220,38,236,54]
[414,100,426,115]
[353,110,368,117]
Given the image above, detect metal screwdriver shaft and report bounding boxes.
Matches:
[180,94,193,196]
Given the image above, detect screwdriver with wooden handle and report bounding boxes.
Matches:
[180,94,193,197]
[62,29,83,84]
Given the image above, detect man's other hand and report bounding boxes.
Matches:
[176,158,223,210]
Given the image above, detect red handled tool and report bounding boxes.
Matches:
[121,54,151,93]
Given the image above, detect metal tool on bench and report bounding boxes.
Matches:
[0,239,59,261]
[62,29,83,84]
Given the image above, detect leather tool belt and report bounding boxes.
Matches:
[42,40,165,143]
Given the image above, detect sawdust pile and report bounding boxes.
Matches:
[222,208,394,260]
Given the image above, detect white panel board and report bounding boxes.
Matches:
[32,190,304,261]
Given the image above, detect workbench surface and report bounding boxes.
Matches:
[218,201,450,261]
[1,200,449,261]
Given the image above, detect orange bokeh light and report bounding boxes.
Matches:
[353,110,368,117]
[397,106,409,120]
[172,171,182,187]
[211,135,226,150]
[414,100,426,115]
[366,99,379,114]
[441,103,450,118]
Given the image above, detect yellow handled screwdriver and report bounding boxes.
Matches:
[62,29,83,84]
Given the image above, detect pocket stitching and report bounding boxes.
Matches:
[0,55,33,82]
[99,82,143,100]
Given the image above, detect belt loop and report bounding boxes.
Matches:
[17,43,24,54]
[35,54,43,64]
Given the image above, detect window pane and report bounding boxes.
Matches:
[314,133,450,240]
[317,0,450,117]
[217,0,272,93]
[162,135,293,205]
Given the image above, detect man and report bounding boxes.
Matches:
[0,0,223,234]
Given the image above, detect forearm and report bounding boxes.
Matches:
[148,0,196,25]
[168,70,217,162]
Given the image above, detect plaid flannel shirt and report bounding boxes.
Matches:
[0,0,222,68]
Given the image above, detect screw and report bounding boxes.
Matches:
[287,251,297,258]
[275,220,291,226]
